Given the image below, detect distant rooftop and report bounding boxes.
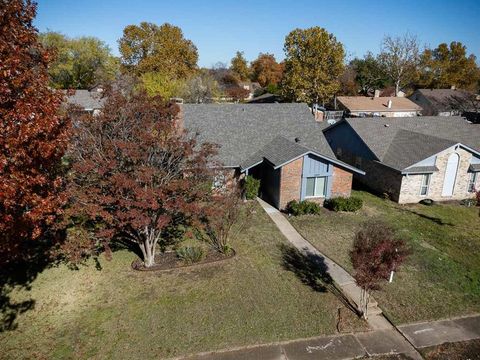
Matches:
[337,96,421,112]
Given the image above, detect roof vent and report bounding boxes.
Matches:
[295,137,301,143]
[384,124,390,127]
[387,100,392,109]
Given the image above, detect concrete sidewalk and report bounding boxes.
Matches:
[180,315,480,360]
[256,198,423,359]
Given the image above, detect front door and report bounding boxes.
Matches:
[442,153,459,196]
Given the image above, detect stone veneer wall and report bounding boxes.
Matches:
[399,147,477,204]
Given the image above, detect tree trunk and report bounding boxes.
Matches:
[139,226,160,268]
[395,81,400,97]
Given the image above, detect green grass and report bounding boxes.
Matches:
[0,203,366,360]
[289,190,480,325]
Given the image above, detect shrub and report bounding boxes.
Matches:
[324,196,363,212]
[460,198,477,207]
[419,199,435,206]
[176,246,205,264]
[244,176,261,200]
[286,200,321,216]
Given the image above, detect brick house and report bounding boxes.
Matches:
[181,103,364,209]
[409,88,479,117]
[323,116,480,204]
[336,95,422,118]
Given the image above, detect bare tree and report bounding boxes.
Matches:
[378,33,420,96]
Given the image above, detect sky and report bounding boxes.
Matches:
[35,0,480,67]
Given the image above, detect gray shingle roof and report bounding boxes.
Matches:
[65,90,105,110]
[181,103,335,167]
[415,89,476,112]
[403,166,439,174]
[340,116,480,171]
[241,136,312,170]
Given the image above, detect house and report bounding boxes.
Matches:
[409,88,479,117]
[323,116,480,204]
[238,81,261,100]
[65,88,105,115]
[336,95,422,117]
[181,103,364,209]
[247,92,283,103]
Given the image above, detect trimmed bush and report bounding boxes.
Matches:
[286,200,321,216]
[419,199,435,206]
[176,246,205,264]
[244,176,261,200]
[460,198,477,207]
[324,196,363,212]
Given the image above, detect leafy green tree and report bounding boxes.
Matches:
[118,22,198,79]
[140,72,185,100]
[39,32,118,89]
[230,51,250,81]
[282,27,345,106]
[418,42,480,91]
[378,33,419,96]
[351,53,390,95]
[251,53,283,87]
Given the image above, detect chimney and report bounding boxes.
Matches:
[174,104,184,135]
[374,89,381,98]
[314,110,324,122]
[387,99,392,109]
[451,85,456,90]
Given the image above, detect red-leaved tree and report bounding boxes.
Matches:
[350,221,409,319]
[0,0,70,264]
[63,90,218,267]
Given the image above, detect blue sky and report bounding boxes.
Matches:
[35,0,480,67]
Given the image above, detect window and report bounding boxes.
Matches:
[212,173,226,190]
[468,172,478,193]
[305,176,327,197]
[420,174,431,196]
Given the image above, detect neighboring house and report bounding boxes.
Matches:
[238,81,261,100]
[323,116,480,204]
[65,89,105,115]
[247,92,282,103]
[336,96,422,117]
[181,103,364,209]
[409,88,479,116]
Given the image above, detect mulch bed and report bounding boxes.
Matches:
[131,249,235,272]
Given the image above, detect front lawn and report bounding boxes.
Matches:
[289,190,480,324]
[0,202,366,359]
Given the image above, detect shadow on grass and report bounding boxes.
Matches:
[401,208,454,226]
[279,244,360,316]
[0,235,60,333]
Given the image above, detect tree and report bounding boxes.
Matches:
[350,221,409,319]
[282,27,345,106]
[180,70,220,103]
[378,33,420,96]
[338,64,358,96]
[351,53,390,95]
[39,32,119,89]
[140,72,185,100]
[230,51,250,81]
[63,90,217,267]
[251,53,284,87]
[118,22,198,79]
[226,86,250,102]
[0,0,70,264]
[418,42,480,91]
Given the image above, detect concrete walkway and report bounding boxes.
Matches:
[181,314,480,359]
[256,198,422,359]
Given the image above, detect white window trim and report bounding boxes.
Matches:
[305,176,327,198]
[468,172,478,193]
[419,174,431,196]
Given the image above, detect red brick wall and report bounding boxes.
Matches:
[331,166,353,197]
[279,157,303,209]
